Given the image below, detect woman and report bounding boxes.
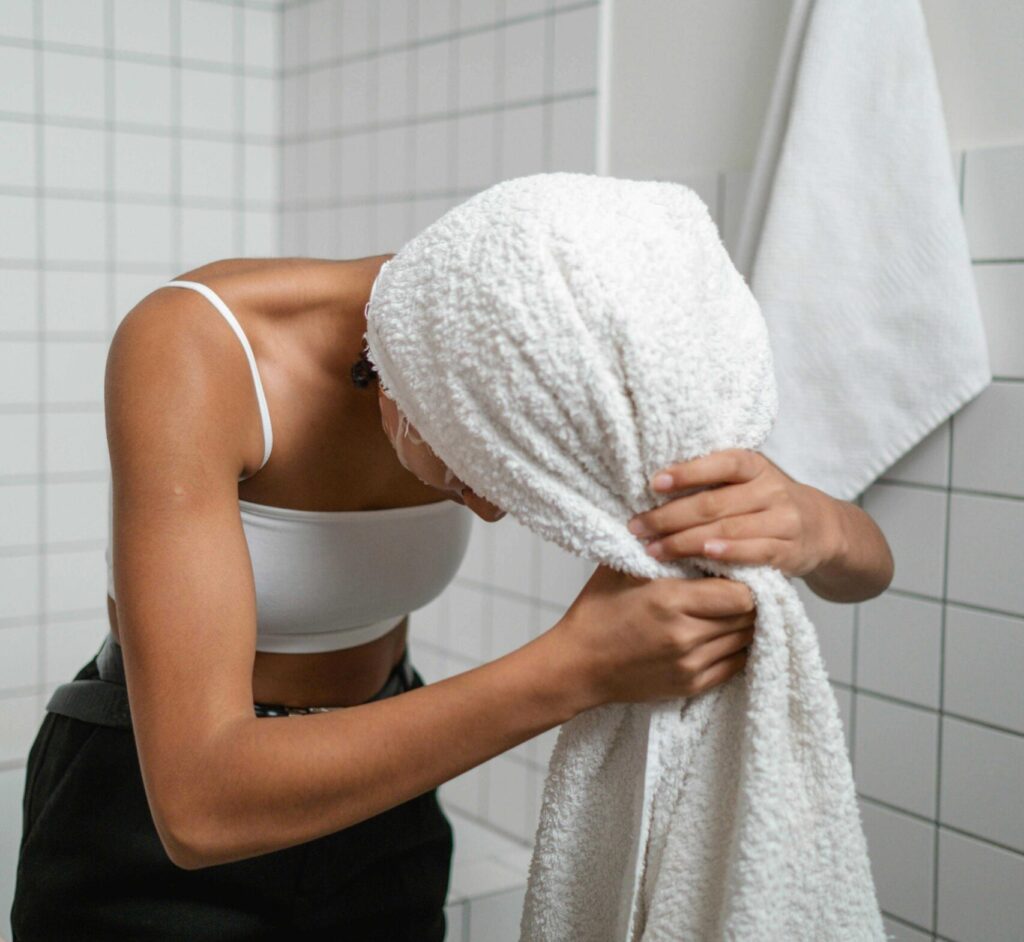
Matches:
[11,254,886,941]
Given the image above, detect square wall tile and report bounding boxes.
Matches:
[551,5,599,95]
[884,419,950,489]
[180,0,236,65]
[180,207,236,271]
[0,341,39,405]
[44,411,107,475]
[550,95,597,174]
[0,554,40,622]
[0,483,39,548]
[856,593,941,708]
[973,263,1024,379]
[0,415,39,477]
[114,132,174,198]
[0,47,35,115]
[415,1,454,41]
[854,693,938,817]
[44,198,107,264]
[41,0,105,48]
[951,381,1024,496]
[42,51,105,122]
[375,49,411,123]
[0,195,38,261]
[44,341,106,403]
[0,0,34,40]
[0,693,43,764]
[115,61,173,128]
[500,103,545,180]
[113,0,172,57]
[412,118,450,193]
[181,138,235,200]
[0,121,37,188]
[939,716,1024,852]
[457,29,499,111]
[0,623,40,692]
[0,268,39,332]
[860,800,935,930]
[861,482,946,598]
[455,111,498,192]
[45,480,107,544]
[937,829,1024,942]
[943,605,1024,733]
[181,70,237,134]
[502,17,546,103]
[947,492,1024,616]
[245,75,279,137]
[44,547,105,613]
[963,145,1024,260]
[43,125,106,193]
[244,7,278,72]
[467,885,527,941]
[416,37,452,117]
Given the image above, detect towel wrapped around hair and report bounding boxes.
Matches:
[364,172,885,941]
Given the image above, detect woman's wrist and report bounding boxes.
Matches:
[523,618,603,722]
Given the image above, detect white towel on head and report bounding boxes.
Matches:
[735,0,991,502]
[364,171,885,941]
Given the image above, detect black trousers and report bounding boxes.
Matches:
[10,641,454,941]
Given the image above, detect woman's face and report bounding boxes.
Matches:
[376,384,507,522]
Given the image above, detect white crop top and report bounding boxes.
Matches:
[105,280,474,654]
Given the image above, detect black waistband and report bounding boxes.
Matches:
[45,633,416,730]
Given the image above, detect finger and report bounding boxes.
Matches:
[648,448,764,495]
[684,626,755,675]
[689,648,750,696]
[678,576,756,618]
[684,610,757,647]
[630,482,765,541]
[702,537,791,570]
[648,509,785,561]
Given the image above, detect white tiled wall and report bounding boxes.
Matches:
[2,0,1021,939]
[0,1,282,938]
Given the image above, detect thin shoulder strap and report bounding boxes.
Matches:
[162,280,273,480]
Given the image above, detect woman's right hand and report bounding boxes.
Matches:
[550,562,758,710]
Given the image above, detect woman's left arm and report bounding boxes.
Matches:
[626,448,895,604]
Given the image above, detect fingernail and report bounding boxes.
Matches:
[704,540,727,555]
[651,473,674,491]
[644,540,663,557]
[627,518,649,536]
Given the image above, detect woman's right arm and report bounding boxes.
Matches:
[106,295,756,872]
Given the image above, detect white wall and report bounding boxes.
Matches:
[0,1,281,937]
[606,2,1024,939]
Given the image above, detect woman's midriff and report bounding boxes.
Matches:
[106,595,410,709]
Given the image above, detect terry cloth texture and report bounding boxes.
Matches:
[364,171,886,941]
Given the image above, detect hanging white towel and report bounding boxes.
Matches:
[363,171,886,941]
[735,0,991,501]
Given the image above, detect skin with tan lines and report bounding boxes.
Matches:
[103,254,892,871]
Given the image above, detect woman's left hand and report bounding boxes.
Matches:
[626,448,844,579]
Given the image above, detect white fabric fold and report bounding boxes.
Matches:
[735,0,991,501]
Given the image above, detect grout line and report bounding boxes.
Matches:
[829,681,1023,741]
[859,794,1023,860]
[33,0,47,722]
